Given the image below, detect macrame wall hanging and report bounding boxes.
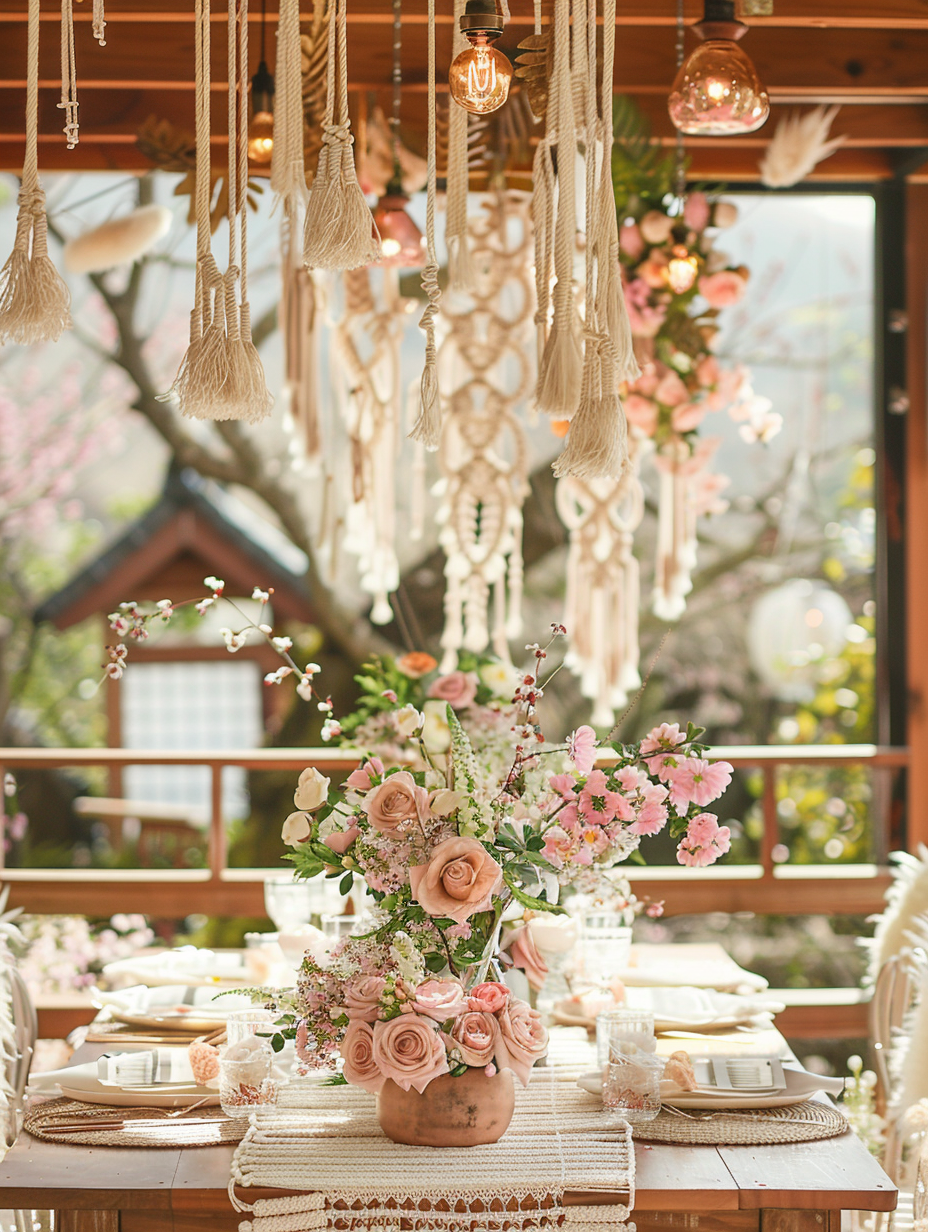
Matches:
[162,0,273,423]
[556,460,644,727]
[303,0,381,269]
[436,192,534,671]
[0,0,72,345]
[532,0,637,482]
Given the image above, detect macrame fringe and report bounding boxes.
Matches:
[536,314,583,416]
[553,391,628,480]
[303,0,380,270]
[0,0,71,346]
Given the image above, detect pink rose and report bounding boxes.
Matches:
[683,191,710,232]
[411,979,467,1021]
[427,671,478,709]
[634,365,660,397]
[698,270,746,309]
[496,999,548,1087]
[361,770,429,835]
[409,837,504,924]
[340,1020,386,1093]
[695,355,720,388]
[624,393,658,434]
[671,402,706,433]
[638,255,669,289]
[655,371,689,407]
[449,1010,501,1067]
[324,825,359,855]
[468,981,510,1014]
[620,220,644,261]
[504,924,548,992]
[344,974,388,1022]
[371,1014,449,1093]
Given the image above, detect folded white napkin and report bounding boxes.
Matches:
[28,1049,208,1096]
[92,983,253,1017]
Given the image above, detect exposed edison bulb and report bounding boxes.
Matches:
[247,111,275,164]
[449,37,512,115]
[665,244,700,294]
[668,40,769,135]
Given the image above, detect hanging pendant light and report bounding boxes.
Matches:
[668,0,769,136]
[666,243,700,294]
[248,0,275,165]
[372,0,426,266]
[449,0,512,115]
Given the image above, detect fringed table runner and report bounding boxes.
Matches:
[230,1060,634,1232]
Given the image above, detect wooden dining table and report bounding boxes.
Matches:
[0,1040,897,1232]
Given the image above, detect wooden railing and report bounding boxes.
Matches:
[0,743,907,918]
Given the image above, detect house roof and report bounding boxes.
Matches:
[34,467,315,629]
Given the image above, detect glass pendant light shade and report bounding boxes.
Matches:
[371,182,426,267]
[449,38,512,114]
[668,40,769,135]
[666,244,700,294]
[248,54,276,164]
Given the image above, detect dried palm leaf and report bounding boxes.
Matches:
[136,115,195,172]
[515,31,552,121]
[301,0,331,180]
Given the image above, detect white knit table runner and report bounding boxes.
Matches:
[230,1041,634,1232]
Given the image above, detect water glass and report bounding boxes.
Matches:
[580,913,632,986]
[263,873,345,932]
[225,1007,275,1047]
[219,1043,279,1118]
[597,1009,661,1125]
[321,913,361,945]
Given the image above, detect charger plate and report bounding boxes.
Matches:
[632,1100,848,1145]
[25,1097,244,1148]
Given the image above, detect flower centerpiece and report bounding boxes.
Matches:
[281,627,734,1144]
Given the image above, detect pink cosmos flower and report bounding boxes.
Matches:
[549,773,578,799]
[668,758,733,809]
[641,721,685,755]
[567,725,597,774]
[676,813,732,867]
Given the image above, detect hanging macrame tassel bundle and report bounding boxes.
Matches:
[535,0,582,417]
[92,0,107,44]
[59,0,79,147]
[271,0,307,230]
[408,0,442,448]
[303,0,380,269]
[162,0,272,422]
[445,0,474,293]
[554,0,631,478]
[0,0,71,345]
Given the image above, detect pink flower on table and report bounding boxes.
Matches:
[698,270,747,309]
[427,671,478,709]
[372,1016,449,1093]
[567,725,597,774]
[668,758,733,810]
[624,393,659,435]
[548,773,578,800]
[343,975,388,1022]
[449,1010,501,1068]
[411,979,467,1021]
[495,999,548,1087]
[504,924,548,992]
[676,813,732,867]
[409,837,504,924]
[683,191,711,232]
[578,770,633,824]
[361,770,429,835]
[468,981,510,1014]
[614,766,640,793]
[341,1020,386,1093]
[630,784,670,836]
[345,757,385,792]
[655,371,689,408]
[323,826,359,855]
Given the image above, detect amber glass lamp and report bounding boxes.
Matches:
[372,176,426,267]
[449,0,512,115]
[668,0,769,136]
[248,1,275,165]
[666,244,700,294]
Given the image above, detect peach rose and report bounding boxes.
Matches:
[344,975,388,1022]
[638,255,669,289]
[671,402,706,433]
[639,209,674,245]
[655,371,689,407]
[496,999,548,1087]
[698,270,746,308]
[371,1015,449,1093]
[427,671,478,709]
[361,770,429,835]
[468,981,510,1014]
[396,652,438,679]
[341,1020,386,1093]
[411,979,467,1021]
[695,355,720,388]
[623,393,658,434]
[409,837,504,924]
[712,200,738,229]
[505,924,548,992]
[449,1010,500,1067]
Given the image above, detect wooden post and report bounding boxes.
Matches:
[906,183,928,848]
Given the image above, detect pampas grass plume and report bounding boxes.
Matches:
[63,204,172,274]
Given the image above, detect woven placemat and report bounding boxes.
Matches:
[632,1100,849,1146]
[25,1096,246,1148]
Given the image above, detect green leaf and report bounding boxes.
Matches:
[425,952,447,972]
[339,871,354,895]
[449,1063,470,1077]
[271,1033,285,1053]
[322,1072,348,1086]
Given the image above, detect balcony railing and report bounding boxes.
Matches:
[0,743,907,918]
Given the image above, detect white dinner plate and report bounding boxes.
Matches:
[576,1064,843,1110]
[109,1010,230,1033]
[57,1083,220,1109]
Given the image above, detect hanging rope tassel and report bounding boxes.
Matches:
[59,0,79,147]
[303,0,381,270]
[445,0,474,293]
[271,0,308,230]
[92,0,107,44]
[408,0,442,448]
[0,0,71,346]
[535,0,582,418]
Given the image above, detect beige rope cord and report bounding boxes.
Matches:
[25,1096,246,1148]
[59,0,79,147]
[634,1100,850,1146]
[271,0,308,229]
[0,0,71,345]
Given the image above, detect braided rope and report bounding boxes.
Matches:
[59,0,79,148]
[92,0,106,44]
[22,0,40,196]
[271,0,308,227]
[445,0,472,292]
[408,0,442,448]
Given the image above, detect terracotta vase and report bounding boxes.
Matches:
[376,1066,515,1147]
